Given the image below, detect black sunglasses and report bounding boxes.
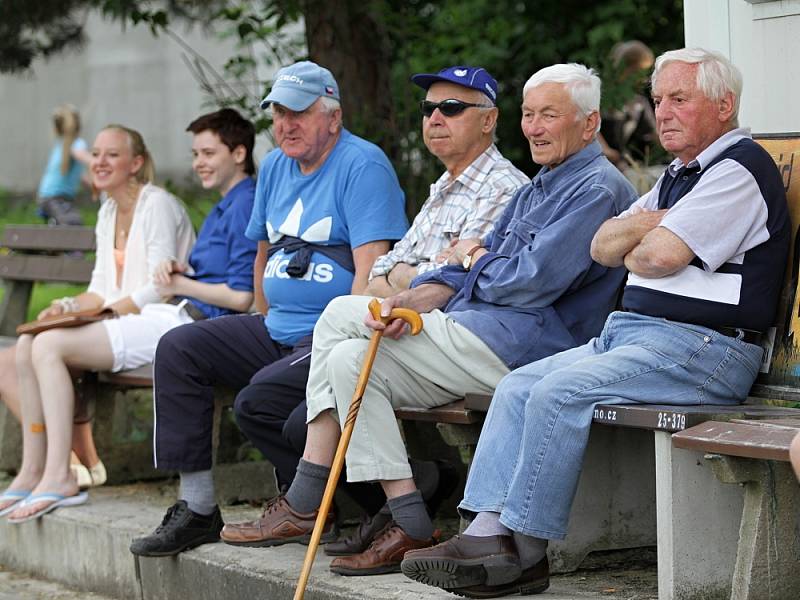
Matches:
[419,99,492,118]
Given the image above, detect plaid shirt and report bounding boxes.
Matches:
[370,144,528,278]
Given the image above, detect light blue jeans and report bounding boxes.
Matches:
[459,311,763,539]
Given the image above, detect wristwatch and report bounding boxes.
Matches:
[462,245,483,270]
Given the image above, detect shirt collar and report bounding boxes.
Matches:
[433,144,502,195]
[534,140,603,195]
[666,127,751,177]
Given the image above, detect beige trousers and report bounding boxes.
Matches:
[306,295,509,482]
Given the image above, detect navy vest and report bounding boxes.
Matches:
[622,138,790,332]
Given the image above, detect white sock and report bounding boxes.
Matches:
[463,511,511,537]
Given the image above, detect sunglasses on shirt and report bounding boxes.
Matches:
[419,99,492,118]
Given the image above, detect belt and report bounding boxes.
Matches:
[166,297,207,321]
[712,326,762,345]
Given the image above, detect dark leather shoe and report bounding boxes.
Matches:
[220,496,337,547]
[453,556,550,598]
[329,523,439,576]
[401,534,521,588]
[324,506,392,556]
[129,501,223,557]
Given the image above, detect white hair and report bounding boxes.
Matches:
[652,48,742,127]
[319,96,341,113]
[523,63,602,133]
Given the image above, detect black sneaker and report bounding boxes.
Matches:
[130,501,223,557]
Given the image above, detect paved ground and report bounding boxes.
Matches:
[0,567,115,600]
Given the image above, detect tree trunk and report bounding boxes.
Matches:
[301,0,398,162]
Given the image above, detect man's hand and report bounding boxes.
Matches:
[363,284,454,339]
[386,262,418,289]
[446,238,483,266]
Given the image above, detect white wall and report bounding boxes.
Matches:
[0,13,292,193]
[684,0,800,133]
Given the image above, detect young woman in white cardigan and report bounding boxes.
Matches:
[0,125,194,520]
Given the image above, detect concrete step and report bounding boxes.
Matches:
[0,482,657,600]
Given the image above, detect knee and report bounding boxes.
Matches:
[29,330,64,366]
[14,335,32,369]
[791,432,800,469]
[326,339,367,386]
[233,385,261,424]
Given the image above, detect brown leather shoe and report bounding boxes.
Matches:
[453,556,550,598]
[401,534,521,588]
[329,523,439,576]
[220,496,337,547]
[324,506,393,556]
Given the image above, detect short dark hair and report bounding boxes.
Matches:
[186,108,256,175]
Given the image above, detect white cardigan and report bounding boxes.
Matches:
[87,183,195,308]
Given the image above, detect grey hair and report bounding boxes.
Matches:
[523,63,602,134]
[319,96,341,113]
[652,48,742,127]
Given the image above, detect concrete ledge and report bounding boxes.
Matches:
[0,483,654,599]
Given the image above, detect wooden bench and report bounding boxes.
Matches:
[0,225,95,472]
[394,134,800,598]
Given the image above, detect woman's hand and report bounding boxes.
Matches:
[153,260,186,286]
[37,303,64,320]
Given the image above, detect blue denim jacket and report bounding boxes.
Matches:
[412,141,637,369]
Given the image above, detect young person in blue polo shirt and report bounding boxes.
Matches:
[130,61,408,557]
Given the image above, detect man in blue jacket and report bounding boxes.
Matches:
[219,62,638,575]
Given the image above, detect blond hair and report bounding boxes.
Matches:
[53,105,81,176]
[101,124,156,183]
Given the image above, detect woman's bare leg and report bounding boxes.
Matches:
[9,323,113,518]
[0,345,21,421]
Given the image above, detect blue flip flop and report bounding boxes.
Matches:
[6,491,88,524]
[0,489,31,518]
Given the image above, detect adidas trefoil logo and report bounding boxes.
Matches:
[266,197,332,244]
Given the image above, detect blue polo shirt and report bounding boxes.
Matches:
[413,141,637,369]
[188,177,258,318]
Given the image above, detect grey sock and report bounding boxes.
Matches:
[410,459,439,501]
[513,532,548,569]
[179,470,216,516]
[285,459,330,514]
[463,511,511,537]
[388,490,434,541]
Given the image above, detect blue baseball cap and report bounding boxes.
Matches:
[411,66,498,105]
[260,61,340,111]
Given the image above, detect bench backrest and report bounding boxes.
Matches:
[752,134,800,392]
[0,225,95,335]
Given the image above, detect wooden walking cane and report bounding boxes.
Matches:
[293,298,423,600]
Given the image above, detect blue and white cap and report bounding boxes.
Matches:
[260,61,340,111]
[411,66,498,105]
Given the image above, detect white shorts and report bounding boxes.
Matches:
[102,302,194,372]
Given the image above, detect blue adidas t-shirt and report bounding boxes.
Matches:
[246,129,408,345]
[38,138,88,199]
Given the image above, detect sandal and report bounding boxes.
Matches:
[0,489,31,517]
[7,490,89,524]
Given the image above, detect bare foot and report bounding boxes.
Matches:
[0,471,42,511]
[7,474,79,520]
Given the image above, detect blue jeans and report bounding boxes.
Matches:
[459,311,763,539]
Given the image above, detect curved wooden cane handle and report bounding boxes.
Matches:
[367,298,423,335]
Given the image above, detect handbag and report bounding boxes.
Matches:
[16,306,117,336]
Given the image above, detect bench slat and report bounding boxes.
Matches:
[395,400,482,425]
[591,403,800,432]
[98,364,154,387]
[672,419,800,461]
[0,255,93,283]
[1,226,95,252]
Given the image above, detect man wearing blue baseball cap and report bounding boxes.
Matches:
[367,66,527,296]
[131,60,409,557]
[219,62,638,579]
[224,65,527,561]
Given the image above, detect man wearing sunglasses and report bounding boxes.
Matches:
[219,63,638,577]
[367,66,527,297]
